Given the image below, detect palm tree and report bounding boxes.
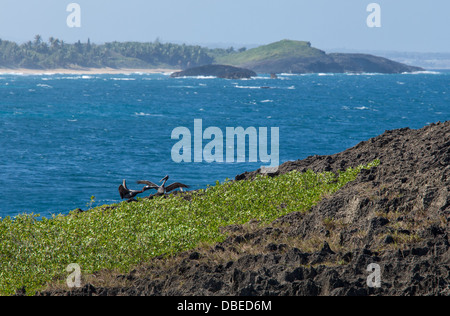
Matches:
[34,35,42,47]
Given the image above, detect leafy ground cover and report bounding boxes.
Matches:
[0,160,379,295]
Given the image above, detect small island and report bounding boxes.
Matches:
[215,40,424,74]
[170,64,257,79]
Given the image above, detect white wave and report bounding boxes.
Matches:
[36,84,53,88]
[176,75,216,79]
[235,85,262,89]
[172,85,196,89]
[404,70,441,75]
[355,106,369,110]
[134,112,164,117]
[260,100,274,103]
[111,78,136,81]
[345,72,382,76]
[0,72,24,75]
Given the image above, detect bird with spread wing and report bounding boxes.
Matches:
[137,175,189,197]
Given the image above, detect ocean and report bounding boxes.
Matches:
[0,71,449,218]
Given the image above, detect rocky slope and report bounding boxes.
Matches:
[39,122,449,296]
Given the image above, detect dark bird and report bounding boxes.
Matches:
[137,175,189,197]
[118,179,153,201]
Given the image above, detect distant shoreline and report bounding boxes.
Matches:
[0,67,180,75]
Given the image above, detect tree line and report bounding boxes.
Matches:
[0,36,230,69]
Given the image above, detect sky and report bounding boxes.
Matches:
[0,0,449,52]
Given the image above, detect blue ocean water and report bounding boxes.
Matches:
[0,71,449,218]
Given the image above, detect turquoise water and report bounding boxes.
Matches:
[0,71,449,217]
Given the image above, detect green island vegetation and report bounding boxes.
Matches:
[0,160,379,295]
[0,36,215,69]
[0,37,323,70]
[214,40,324,66]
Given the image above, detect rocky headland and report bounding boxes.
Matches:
[39,121,450,296]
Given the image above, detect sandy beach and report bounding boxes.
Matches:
[0,67,179,75]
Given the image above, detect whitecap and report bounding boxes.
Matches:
[235,85,261,89]
[176,76,216,79]
[404,71,441,75]
[111,78,136,81]
[260,100,274,103]
[134,112,164,117]
[36,84,53,88]
[355,106,369,110]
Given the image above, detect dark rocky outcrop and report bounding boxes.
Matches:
[170,64,256,79]
[242,53,423,74]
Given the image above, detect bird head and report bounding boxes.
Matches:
[160,175,169,182]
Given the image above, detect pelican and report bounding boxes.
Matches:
[137,175,189,197]
[118,179,153,201]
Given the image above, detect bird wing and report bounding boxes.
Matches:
[118,185,127,199]
[137,180,159,189]
[165,182,190,193]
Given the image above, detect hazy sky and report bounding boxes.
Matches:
[0,0,449,52]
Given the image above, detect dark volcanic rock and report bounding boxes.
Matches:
[170,64,257,79]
